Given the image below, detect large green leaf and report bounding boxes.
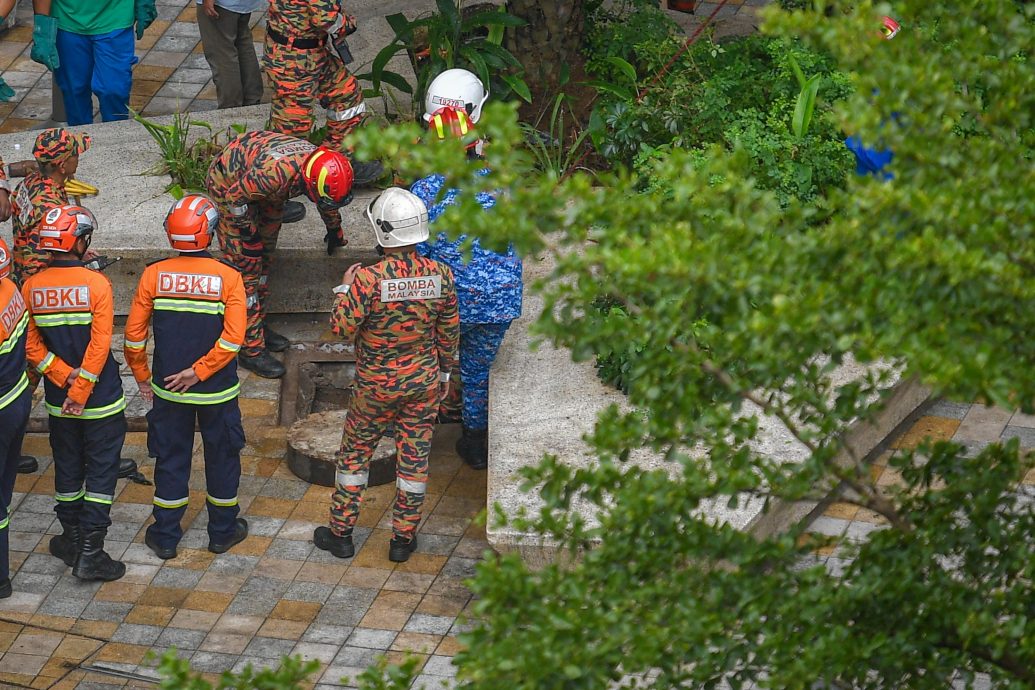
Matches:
[499,73,532,103]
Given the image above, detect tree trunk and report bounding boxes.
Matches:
[506,0,588,98]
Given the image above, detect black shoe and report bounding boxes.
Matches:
[349,158,384,187]
[49,521,81,567]
[238,350,286,379]
[282,199,307,224]
[144,530,177,560]
[0,578,10,599]
[72,529,126,582]
[456,427,488,470]
[388,534,418,563]
[313,526,355,559]
[208,518,248,554]
[117,457,138,479]
[17,455,38,474]
[264,327,290,353]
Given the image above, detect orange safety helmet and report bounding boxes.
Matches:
[302,148,355,207]
[38,205,96,253]
[0,237,10,280]
[881,16,901,40]
[165,193,219,252]
[427,106,483,154]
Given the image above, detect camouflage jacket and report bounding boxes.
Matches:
[206,131,315,208]
[411,173,523,324]
[11,172,68,284]
[330,252,459,397]
[267,0,344,39]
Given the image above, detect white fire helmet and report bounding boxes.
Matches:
[423,69,489,124]
[365,188,430,248]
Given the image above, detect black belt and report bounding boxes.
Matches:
[267,27,326,50]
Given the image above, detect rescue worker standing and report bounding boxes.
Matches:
[11,129,88,285]
[125,195,249,559]
[205,131,354,378]
[22,205,126,582]
[0,239,30,597]
[412,105,523,470]
[314,188,459,563]
[262,0,382,228]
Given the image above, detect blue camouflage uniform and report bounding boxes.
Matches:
[845,136,894,180]
[411,173,522,431]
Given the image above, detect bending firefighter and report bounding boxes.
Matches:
[315,188,459,563]
[205,130,354,378]
[413,97,523,470]
[0,239,30,598]
[22,205,127,582]
[125,195,249,560]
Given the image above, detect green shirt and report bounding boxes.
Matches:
[53,0,135,36]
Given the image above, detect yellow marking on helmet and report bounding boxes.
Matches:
[433,115,445,140]
[458,111,470,136]
[305,149,326,177]
[317,168,330,198]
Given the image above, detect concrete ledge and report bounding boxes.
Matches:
[487,255,931,567]
[0,104,382,315]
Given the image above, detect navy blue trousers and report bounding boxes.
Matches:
[49,412,126,532]
[146,397,244,549]
[0,389,30,581]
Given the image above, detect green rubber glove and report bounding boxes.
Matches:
[134,0,157,40]
[0,76,14,102]
[30,14,60,72]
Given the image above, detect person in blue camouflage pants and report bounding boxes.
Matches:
[411,172,521,470]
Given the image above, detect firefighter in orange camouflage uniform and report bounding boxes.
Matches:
[262,0,382,229]
[205,130,354,379]
[313,188,458,564]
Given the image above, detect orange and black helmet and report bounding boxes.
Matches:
[302,148,355,207]
[38,205,96,253]
[165,194,218,252]
[0,237,11,280]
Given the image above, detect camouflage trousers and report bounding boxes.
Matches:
[11,246,49,287]
[262,40,366,153]
[215,200,282,356]
[330,386,438,540]
[438,322,511,430]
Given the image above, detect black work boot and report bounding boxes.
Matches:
[349,157,384,187]
[144,529,177,560]
[209,518,249,554]
[264,327,291,353]
[282,199,307,224]
[117,457,138,479]
[388,534,418,563]
[49,521,81,567]
[238,350,286,379]
[456,427,488,470]
[72,529,126,582]
[313,526,355,559]
[17,455,38,474]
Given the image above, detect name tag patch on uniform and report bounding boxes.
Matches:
[158,272,223,298]
[31,286,89,310]
[270,141,316,159]
[380,276,442,302]
[1,290,25,331]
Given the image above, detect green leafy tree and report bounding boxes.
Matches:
[342,0,1034,687]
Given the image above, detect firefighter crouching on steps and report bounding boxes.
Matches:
[22,205,127,582]
[314,188,459,563]
[205,130,354,379]
[0,238,30,597]
[124,194,249,561]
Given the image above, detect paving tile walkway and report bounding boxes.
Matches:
[0,319,480,689]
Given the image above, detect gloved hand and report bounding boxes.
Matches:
[134,0,157,40]
[0,76,14,102]
[30,14,60,71]
[324,227,346,255]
